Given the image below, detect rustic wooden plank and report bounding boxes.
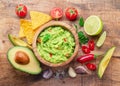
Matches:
[0,0,120,86]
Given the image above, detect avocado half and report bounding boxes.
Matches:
[7,46,42,75]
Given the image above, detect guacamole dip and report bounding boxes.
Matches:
[37,26,75,63]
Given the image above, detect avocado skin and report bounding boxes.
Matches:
[8,34,16,46]
[97,46,116,79]
[8,34,32,49]
[7,46,42,75]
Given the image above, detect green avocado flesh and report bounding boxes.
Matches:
[37,26,75,64]
[8,34,32,49]
[97,46,116,78]
[7,46,42,75]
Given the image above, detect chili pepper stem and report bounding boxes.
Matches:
[94,54,104,59]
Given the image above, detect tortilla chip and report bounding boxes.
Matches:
[25,27,35,44]
[19,27,25,38]
[30,11,52,30]
[19,19,26,38]
[19,19,36,44]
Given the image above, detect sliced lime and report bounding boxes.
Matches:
[84,15,103,36]
[96,31,106,47]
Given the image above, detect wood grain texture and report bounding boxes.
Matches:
[0,0,120,86]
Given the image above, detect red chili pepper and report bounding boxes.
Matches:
[49,53,52,57]
[86,63,96,71]
[77,54,97,63]
[88,40,94,51]
[63,38,67,42]
[82,46,90,54]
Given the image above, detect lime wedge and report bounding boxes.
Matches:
[84,15,103,36]
[96,31,106,47]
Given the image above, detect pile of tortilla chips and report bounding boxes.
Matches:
[19,11,52,44]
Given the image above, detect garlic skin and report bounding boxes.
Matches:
[53,69,67,79]
[75,65,91,74]
[42,69,53,79]
[68,67,77,78]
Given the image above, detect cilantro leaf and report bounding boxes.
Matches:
[79,17,84,27]
[78,31,89,44]
[43,34,51,43]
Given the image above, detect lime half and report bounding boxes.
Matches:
[84,15,103,36]
[96,31,106,47]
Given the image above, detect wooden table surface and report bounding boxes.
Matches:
[0,0,120,86]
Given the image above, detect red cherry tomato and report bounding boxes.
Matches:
[88,40,95,51]
[50,7,63,20]
[82,46,90,54]
[15,4,27,18]
[86,63,96,71]
[65,7,78,21]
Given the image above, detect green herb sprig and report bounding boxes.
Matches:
[78,31,89,44]
[79,17,84,27]
[43,34,51,43]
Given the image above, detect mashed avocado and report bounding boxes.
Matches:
[37,26,75,63]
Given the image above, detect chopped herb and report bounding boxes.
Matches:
[74,24,77,29]
[78,31,89,44]
[43,34,51,43]
[79,17,84,27]
[73,24,78,32]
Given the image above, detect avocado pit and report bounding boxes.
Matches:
[15,51,30,65]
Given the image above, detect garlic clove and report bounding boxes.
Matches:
[68,67,77,78]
